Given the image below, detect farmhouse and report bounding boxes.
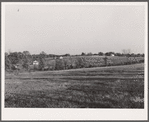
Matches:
[59,56,63,59]
[33,60,39,65]
[32,60,39,69]
[111,54,115,56]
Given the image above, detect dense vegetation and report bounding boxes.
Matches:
[5,51,144,73]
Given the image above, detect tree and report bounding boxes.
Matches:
[115,53,122,56]
[105,52,115,56]
[63,59,71,69]
[22,51,33,66]
[40,51,47,58]
[5,55,12,71]
[87,52,93,56]
[98,52,104,56]
[93,53,98,55]
[105,52,111,56]
[55,59,65,70]
[22,58,29,69]
[23,51,31,56]
[137,53,141,57]
[17,52,24,60]
[64,54,70,57]
[130,53,135,57]
[122,49,131,56]
[141,54,144,57]
[38,57,45,70]
[81,52,86,56]
[40,51,46,55]
[8,52,20,64]
[75,57,86,68]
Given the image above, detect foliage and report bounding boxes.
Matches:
[38,57,45,70]
[81,52,86,56]
[63,59,72,69]
[98,52,104,56]
[23,51,30,56]
[22,58,29,69]
[8,52,20,64]
[40,51,47,58]
[87,52,93,56]
[5,55,12,71]
[75,57,87,68]
[5,50,145,72]
[105,52,115,56]
[115,53,122,56]
[55,59,65,70]
[64,54,70,57]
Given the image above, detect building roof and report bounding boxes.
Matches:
[33,60,38,62]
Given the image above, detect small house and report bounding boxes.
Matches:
[33,60,39,70]
[33,60,39,65]
[59,56,63,59]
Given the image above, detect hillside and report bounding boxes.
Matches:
[5,63,144,108]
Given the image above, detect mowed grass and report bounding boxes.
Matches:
[5,63,144,108]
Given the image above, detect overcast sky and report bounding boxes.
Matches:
[5,3,146,55]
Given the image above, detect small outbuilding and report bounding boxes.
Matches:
[111,54,115,56]
[33,60,39,70]
[59,56,63,59]
[33,60,39,65]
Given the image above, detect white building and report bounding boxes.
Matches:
[111,54,115,56]
[33,60,39,65]
[59,56,63,59]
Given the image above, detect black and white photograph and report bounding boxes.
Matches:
[1,2,148,121]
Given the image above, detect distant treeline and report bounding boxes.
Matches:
[80,52,144,57]
[6,51,143,58]
[5,51,144,72]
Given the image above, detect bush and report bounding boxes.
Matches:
[22,59,29,69]
[63,59,72,69]
[75,57,86,68]
[47,61,56,70]
[5,55,12,71]
[38,57,45,70]
[55,59,65,70]
[139,59,144,63]
[8,52,20,65]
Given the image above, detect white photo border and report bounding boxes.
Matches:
[1,2,148,121]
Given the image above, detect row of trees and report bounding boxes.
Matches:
[55,57,88,70]
[7,50,143,59]
[5,51,46,72]
[5,50,144,72]
[5,51,87,72]
[81,51,144,57]
[29,51,145,58]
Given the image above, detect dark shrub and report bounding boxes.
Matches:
[75,57,86,68]
[55,59,65,70]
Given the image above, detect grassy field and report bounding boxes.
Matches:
[5,63,144,108]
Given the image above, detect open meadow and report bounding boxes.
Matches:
[5,63,144,108]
